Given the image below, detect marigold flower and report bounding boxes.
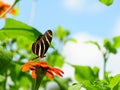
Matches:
[21,61,64,79]
[0,1,16,18]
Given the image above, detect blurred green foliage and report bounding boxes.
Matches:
[0,47,13,72]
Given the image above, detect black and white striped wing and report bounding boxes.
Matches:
[32,30,53,58]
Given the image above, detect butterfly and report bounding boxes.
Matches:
[32,30,53,60]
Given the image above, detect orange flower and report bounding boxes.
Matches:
[0,1,16,18]
[21,61,64,79]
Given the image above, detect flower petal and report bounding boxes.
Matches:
[30,62,38,66]
[21,65,31,72]
[50,68,64,77]
[46,70,54,78]
[32,70,37,78]
[0,1,16,18]
[21,61,64,79]
[38,61,49,68]
[53,68,64,74]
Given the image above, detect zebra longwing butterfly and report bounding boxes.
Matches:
[32,30,53,60]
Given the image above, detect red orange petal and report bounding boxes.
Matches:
[50,68,64,77]
[0,1,16,18]
[32,70,37,78]
[53,68,64,73]
[46,70,54,78]
[21,65,31,72]
[30,62,38,66]
[0,1,4,7]
[40,62,49,68]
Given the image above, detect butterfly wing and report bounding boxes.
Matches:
[32,30,53,58]
[41,30,52,57]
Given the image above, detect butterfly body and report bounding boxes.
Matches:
[32,30,53,59]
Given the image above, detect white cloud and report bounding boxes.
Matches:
[107,52,120,75]
[62,33,120,79]
[63,33,102,66]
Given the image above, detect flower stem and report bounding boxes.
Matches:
[33,69,46,90]
[0,0,19,18]
[34,75,43,90]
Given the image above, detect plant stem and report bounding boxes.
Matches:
[103,51,109,79]
[0,0,20,18]
[33,76,43,90]
[33,68,46,90]
[103,57,107,79]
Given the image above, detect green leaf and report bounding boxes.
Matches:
[86,41,101,50]
[9,63,22,82]
[109,74,120,90]
[104,71,111,81]
[91,80,110,90]
[47,50,64,67]
[0,18,41,49]
[0,47,13,72]
[8,62,33,89]
[19,76,32,89]
[113,36,120,48]
[104,39,117,54]
[0,74,5,90]
[0,18,41,40]
[0,75,5,82]
[99,0,113,6]
[68,83,82,90]
[113,83,120,90]
[54,26,70,41]
[82,80,99,90]
[92,66,99,79]
[64,38,77,43]
[10,77,32,90]
[73,65,96,82]
[54,77,71,90]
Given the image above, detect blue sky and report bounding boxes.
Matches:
[13,0,120,39]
